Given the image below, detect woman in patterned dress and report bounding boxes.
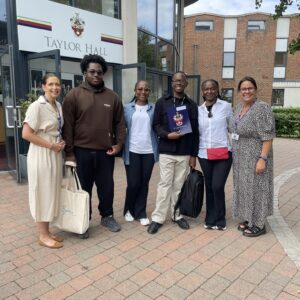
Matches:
[230,76,275,237]
[22,73,65,248]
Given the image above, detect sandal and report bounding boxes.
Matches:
[243,225,266,237]
[237,221,248,232]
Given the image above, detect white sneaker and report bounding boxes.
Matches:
[125,211,134,222]
[140,218,150,226]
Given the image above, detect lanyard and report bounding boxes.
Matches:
[173,96,185,108]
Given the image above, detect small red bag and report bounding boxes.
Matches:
[207,147,229,160]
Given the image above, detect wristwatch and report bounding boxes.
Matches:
[259,155,267,162]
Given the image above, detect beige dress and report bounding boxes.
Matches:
[24,96,63,222]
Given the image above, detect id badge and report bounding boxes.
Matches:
[231,133,239,140]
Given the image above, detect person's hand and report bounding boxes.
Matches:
[189,156,196,169]
[51,141,65,153]
[256,159,266,174]
[65,155,77,167]
[167,131,184,140]
[107,144,121,156]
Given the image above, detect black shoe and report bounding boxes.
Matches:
[147,221,162,234]
[173,218,190,230]
[78,230,89,239]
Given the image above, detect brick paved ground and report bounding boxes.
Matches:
[0,138,300,299]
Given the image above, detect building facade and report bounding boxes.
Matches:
[0,0,197,181]
[184,12,300,106]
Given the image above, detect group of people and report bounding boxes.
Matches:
[22,54,275,249]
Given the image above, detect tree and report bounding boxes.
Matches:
[255,0,300,54]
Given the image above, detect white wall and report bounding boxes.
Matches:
[284,88,300,107]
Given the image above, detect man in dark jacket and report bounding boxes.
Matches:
[148,71,199,234]
[63,54,126,238]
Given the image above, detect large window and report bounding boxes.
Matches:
[137,0,156,34]
[50,0,121,19]
[137,0,177,72]
[158,0,174,41]
[272,89,284,106]
[0,0,7,45]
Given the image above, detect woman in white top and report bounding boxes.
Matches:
[22,73,65,249]
[122,80,158,225]
[198,79,232,230]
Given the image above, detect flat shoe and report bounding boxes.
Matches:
[50,235,64,242]
[38,239,63,249]
[243,225,266,237]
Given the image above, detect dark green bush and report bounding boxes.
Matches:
[273,108,300,138]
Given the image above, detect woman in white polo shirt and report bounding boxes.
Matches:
[122,80,158,226]
[198,79,233,230]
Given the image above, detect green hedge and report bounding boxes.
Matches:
[272,108,300,138]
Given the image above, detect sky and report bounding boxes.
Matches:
[184,0,300,16]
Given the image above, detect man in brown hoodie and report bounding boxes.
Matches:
[63,54,126,238]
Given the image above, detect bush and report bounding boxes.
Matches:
[273,107,300,138]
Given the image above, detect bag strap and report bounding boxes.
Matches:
[65,167,83,191]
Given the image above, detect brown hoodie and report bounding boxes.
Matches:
[62,81,126,156]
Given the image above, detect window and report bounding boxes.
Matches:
[195,21,213,31]
[221,89,234,103]
[248,20,265,31]
[50,0,121,19]
[224,39,235,52]
[272,89,284,106]
[223,53,235,67]
[222,67,234,79]
[274,52,287,67]
[158,0,174,41]
[138,0,156,34]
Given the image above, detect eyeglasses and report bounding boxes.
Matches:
[87,70,103,76]
[240,87,255,92]
[208,111,213,118]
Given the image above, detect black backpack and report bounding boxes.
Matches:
[174,168,204,219]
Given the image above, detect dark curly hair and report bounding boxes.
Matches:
[80,54,108,74]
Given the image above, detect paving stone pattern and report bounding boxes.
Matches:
[0,138,300,299]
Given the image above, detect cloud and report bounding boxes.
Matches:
[184,0,300,16]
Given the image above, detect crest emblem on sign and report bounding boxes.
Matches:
[70,13,85,37]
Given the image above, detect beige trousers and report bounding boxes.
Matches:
[151,154,190,224]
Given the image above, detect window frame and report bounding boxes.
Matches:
[271,89,284,107]
[247,20,266,31]
[221,88,234,104]
[195,20,214,31]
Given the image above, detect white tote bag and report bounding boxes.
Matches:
[52,168,89,234]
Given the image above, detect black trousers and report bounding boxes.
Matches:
[74,147,115,219]
[199,152,232,227]
[124,152,155,219]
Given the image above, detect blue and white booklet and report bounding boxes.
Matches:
[166,105,192,134]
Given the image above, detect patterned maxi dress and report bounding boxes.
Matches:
[229,100,275,228]
[24,96,63,222]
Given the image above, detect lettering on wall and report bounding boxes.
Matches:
[44,36,108,56]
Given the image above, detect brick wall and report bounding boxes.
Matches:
[184,13,300,106]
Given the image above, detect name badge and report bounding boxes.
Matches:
[231,133,239,140]
[176,105,186,111]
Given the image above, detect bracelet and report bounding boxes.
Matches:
[259,155,267,162]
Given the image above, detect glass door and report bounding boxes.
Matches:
[26,49,61,101]
[113,63,146,104]
[0,44,20,180]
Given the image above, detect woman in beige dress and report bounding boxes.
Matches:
[22,73,65,248]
